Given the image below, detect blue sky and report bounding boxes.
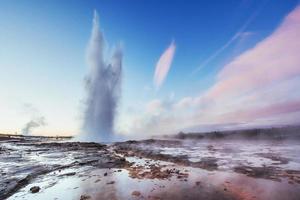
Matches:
[0,0,300,136]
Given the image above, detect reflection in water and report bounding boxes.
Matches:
[8,160,300,200]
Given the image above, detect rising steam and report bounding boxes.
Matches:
[82,11,122,142]
[22,116,46,135]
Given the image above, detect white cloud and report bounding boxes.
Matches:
[153,41,176,90]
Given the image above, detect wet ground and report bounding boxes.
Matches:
[1,137,300,200]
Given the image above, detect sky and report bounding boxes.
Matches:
[0,0,300,137]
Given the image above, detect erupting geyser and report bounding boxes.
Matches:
[82,11,122,142]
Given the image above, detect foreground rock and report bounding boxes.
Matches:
[131,191,141,196]
[29,186,40,193]
[1,137,300,200]
[80,194,91,200]
[0,139,130,199]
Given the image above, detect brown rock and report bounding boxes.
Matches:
[94,179,101,183]
[80,194,91,200]
[30,186,40,193]
[60,172,76,177]
[132,191,141,196]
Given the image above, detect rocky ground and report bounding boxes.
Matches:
[1,136,300,200]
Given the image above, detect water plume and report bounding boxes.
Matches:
[82,11,122,142]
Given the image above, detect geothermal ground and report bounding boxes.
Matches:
[1,135,300,200]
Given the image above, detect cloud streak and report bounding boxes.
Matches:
[192,0,268,74]
[154,41,176,90]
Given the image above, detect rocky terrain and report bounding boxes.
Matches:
[1,133,300,200]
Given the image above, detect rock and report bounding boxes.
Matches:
[80,194,91,200]
[104,172,108,176]
[107,181,115,184]
[132,191,141,196]
[94,179,101,183]
[120,157,126,161]
[30,186,40,193]
[60,172,76,176]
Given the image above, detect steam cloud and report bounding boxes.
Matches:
[82,11,122,142]
[22,117,46,135]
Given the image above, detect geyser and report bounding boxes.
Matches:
[82,11,122,142]
[22,117,46,135]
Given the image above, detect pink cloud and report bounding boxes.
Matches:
[219,100,300,123]
[154,41,176,89]
[207,6,300,100]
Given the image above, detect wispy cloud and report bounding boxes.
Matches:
[153,41,176,90]
[119,5,300,136]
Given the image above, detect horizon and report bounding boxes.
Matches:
[1,0,300,138]
[2,124,300,138]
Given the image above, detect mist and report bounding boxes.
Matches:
[81,11,122,142]
[21,116,46,135]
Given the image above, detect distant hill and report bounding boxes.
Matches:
[166,126,300,140]
[0,133,72,141]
